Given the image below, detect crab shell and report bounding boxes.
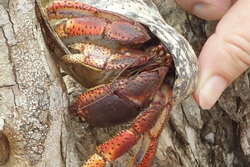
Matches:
[35,0,198,104]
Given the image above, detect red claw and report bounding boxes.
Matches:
[47,1,150,45]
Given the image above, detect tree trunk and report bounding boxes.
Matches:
[0,0,249,167]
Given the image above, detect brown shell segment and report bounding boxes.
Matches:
[105,21,150,44]
[70,82,114,116]
[82,153,105,167]
[97,130,139,161]
[82,91,139,126]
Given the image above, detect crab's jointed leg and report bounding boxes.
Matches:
[82,85,172,167]
[46,0,131,22]
[61,43,161,72]
[130,86,172,167]
[46,0,98,20]
[46,0,151,45]
[69,66,171,166]
[70,65,168,125]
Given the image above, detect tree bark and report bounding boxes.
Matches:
[0,0,70,166]
[0,0,249,167]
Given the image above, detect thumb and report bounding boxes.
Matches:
[175,0,233,20]
[194,0,250,109]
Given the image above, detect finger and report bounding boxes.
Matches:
[194,0,250,109]
[175,0,233,20]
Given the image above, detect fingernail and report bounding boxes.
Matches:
[196,75,228,110]
[193,1,231,20]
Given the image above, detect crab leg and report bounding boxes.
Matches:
[71,66,168,124]
[46,0,136,22]
[53,17,150,45]
[46,1,150,45]
[46,0,98,20]
[69,67,169,166]
[82,85,172,167]
[61,43,159,72]
[128,85,172,167]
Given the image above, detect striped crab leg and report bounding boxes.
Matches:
[46,0,131,22]
[46,0,150,45]
[129,85,172,167]
[82,85,172,167]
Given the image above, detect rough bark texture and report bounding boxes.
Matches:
[0,0,249,167]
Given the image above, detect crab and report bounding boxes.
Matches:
[45,0,174,166]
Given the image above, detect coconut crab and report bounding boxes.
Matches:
[35,0,198,166]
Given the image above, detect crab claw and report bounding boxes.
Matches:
[53,16,150,45]
[81,85,172,167]
[46,1,150,45]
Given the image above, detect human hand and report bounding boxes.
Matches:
[176,0,250,109]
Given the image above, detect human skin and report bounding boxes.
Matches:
[176,0,250,109]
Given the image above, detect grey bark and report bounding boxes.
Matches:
[0,0,69,166]
[0,0,249,167]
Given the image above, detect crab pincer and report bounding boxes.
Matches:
[82,85,172,167]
